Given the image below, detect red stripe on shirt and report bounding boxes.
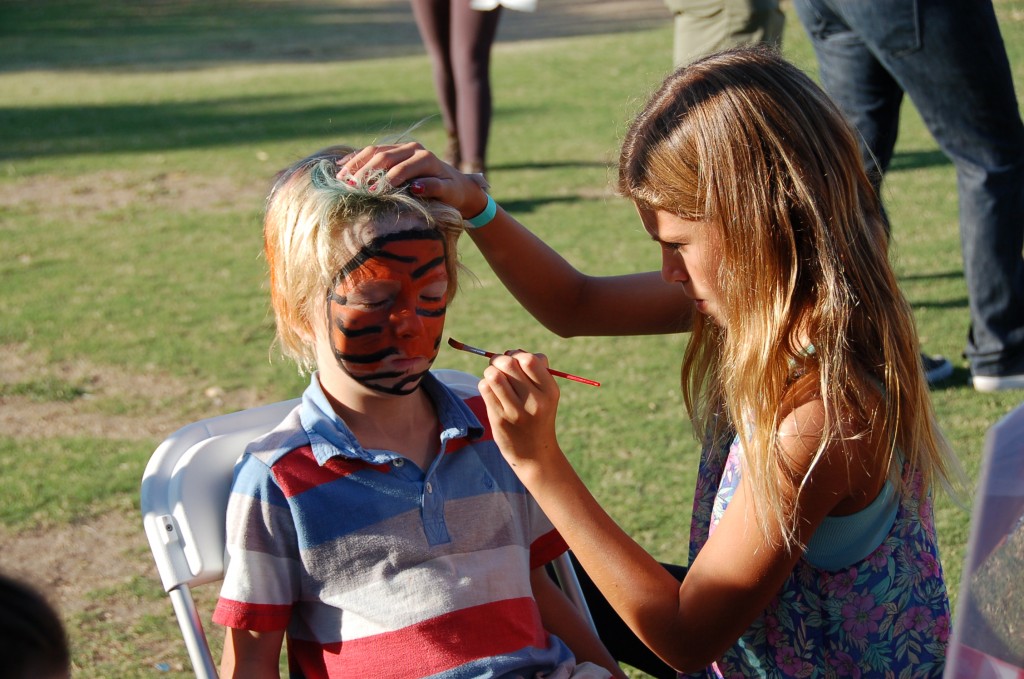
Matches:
[212,598,292,632]
[288,597,549,679]
[277,395,489,493]
[274,445,390,498]
[445,395,493,455]
[531,528,569,570]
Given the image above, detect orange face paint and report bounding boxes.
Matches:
[327,229,448,395]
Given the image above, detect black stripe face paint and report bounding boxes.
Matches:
[326,229,448,395]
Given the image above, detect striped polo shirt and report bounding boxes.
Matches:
[213,372,577,678]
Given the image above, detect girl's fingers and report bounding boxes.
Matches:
[485,351,559,420]
[506,350,553,388]
[484,356,530,405]
[382,147,451,187]
[335,145,381,176]
[335,142,491,220]
[407,177,446,199]
[336,142,424,181]
[477,378,505,418]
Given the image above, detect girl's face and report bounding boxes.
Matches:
[640,208,724,325]
[322,224,448,395]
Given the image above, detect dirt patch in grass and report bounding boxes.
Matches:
[0,344,268,675]
[0,169,265,224]
[1,343,268,440]
[1,509,146,618]
[0,507,213,676]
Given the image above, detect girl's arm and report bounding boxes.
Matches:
[220,628,285,679]
[465,210,691,337]
[338,143,694,337]
[531,566,627,678]
[481,352,869,672]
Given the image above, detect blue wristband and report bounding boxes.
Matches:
[466,194,497,229]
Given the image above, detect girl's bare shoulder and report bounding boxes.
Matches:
[776,372,885,502]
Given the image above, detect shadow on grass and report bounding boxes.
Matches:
[888,149,952,173]
[913,297,969,311]
[0,96,438,160]
[493,159,610,172]
[929,366,972,392]
[0,99,626,162]
[501,193,607,214]
[900,269,964,282]
[0,0,669,73]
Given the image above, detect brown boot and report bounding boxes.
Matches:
[444,132,461,168]
[459,161,486,177]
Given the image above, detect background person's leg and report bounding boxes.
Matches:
[792,0,903,231]
[819,0,1024,383]
[449,2,502,173]
[665,0,783,68]
[411,0,461,166]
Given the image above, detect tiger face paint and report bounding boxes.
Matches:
[326,228,448,395]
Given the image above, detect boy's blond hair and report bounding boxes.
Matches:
[264,145,464,373]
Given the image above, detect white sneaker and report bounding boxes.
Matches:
[972,373,1024,392]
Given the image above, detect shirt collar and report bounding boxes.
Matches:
[299,371,484,466]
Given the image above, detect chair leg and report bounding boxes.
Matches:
[551,551,598,634]
[169,586,219,679]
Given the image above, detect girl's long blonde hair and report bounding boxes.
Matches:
[618,47,962,546]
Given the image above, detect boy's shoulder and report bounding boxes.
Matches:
[422,371,490,438]
[242,404,310,468]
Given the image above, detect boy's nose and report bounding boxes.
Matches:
[391,304,423,338]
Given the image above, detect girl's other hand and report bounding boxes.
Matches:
[337,142,489,219]
[479,351,562,477]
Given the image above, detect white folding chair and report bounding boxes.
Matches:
[944,401,1024,679]
[141,369,595,679]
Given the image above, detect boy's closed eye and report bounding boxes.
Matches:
[340,278,449,310]
[418,279,449,304]
[343,281,400,309]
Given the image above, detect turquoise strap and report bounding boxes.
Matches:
[466,194,497,229]
[805,480,899,570]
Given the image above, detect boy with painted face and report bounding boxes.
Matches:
[213,146,622,679]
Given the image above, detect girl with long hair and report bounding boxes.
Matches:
[340,46,964,676]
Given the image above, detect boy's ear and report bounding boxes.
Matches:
[301,302,326,344]
[297,323,316,344]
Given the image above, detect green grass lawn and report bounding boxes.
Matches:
[2,0,1023,676]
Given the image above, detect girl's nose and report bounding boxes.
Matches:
[661,250,688,284]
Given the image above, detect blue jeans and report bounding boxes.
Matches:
[793,0,1024,376]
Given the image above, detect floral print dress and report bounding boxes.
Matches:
[683,432,951,678]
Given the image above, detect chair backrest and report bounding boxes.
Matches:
[141,398,302,678]
[944,401,1024,679]
[141,398,301,592]
[141,369,593,678]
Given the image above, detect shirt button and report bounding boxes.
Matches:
[392,459,405,468]
[425,482,433,493]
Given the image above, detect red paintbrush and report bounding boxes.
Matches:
[447,337,601,387]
